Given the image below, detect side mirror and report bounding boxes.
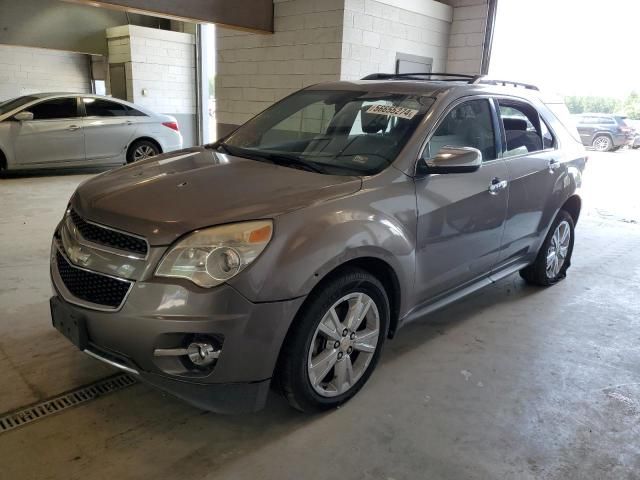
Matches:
[419,146,482,174]
[14,111,34,122]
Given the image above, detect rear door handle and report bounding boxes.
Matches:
[488,178,508,195]
[549,159,561,171]
[68,125,81,131]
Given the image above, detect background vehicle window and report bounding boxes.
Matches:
[29,98,78,120]
[84,98,128,117]
[540,119,555,149]
[498,101,543,156]
[125,106,146,117]
[428,99,496,161]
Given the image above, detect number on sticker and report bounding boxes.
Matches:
[366,104,418,119]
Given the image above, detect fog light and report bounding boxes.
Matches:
[186,342,219,367]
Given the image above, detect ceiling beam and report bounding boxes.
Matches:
[64,0,273,33]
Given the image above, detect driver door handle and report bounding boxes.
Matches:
[488,177,508,195]
[68,125,81,131]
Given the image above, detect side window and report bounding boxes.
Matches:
[540,118,555,149]
[83,98,128,117]
[498,101,543,156]
[125,106,146,117]
[427,99,496,161]
[29,98,78,120]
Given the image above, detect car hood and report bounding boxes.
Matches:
[72,147,362,246]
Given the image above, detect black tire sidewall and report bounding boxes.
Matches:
[280,269,390,412]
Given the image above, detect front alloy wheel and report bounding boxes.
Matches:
[308,293,380,397]
[278,268,389,412]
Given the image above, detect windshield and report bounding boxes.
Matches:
[0,96,38,116]
[220,89,433,175]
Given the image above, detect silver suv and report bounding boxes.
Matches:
[50,74,587,413]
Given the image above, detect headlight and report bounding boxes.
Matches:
[156,220,273,288]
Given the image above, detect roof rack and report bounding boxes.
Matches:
[360,73,540,91]
[361,72,484,83]
[475,79,539,91]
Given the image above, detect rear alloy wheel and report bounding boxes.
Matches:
[127,140,160,163]
[592,135,613,152]
[520,210,575,286]
[278,269,389,412]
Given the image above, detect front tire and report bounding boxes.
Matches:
[520,210,575,286]
[127,139,160,164]
[278,268,389,413]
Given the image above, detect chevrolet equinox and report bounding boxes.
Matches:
[50,73,587,413]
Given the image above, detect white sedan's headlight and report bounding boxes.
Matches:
[156,220,273,288]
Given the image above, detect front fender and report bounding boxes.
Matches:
[228,186,417,312]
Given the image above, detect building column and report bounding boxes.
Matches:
[106,25,197,146]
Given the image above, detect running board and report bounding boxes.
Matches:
[401,261,530,325]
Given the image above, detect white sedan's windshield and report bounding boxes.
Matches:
[221,90,433,175]
[0,96,38,116]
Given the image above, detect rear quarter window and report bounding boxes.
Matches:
[545,103,581,143]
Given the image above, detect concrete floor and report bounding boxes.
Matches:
[1,151,639,479]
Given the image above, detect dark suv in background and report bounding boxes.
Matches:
[572,113,634,151]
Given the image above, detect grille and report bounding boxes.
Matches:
[0,373,137,434]
[56,251,131,308]
[70,209,148,256]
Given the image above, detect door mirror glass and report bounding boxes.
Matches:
[14,111,34,122]
[421,146,482,174]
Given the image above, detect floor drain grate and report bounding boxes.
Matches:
[0,373,138,434]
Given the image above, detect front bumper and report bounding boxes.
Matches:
[50,264,305,413]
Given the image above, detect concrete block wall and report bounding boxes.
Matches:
[216,0,458,133]
[445,0,488,74]
[215,0,345,129]
[340,0,452,81]
[0,44,91,101]
[106,25,197,146]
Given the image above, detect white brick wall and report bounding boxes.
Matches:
[106,25,196,116]
[0,44,91,101]
[216,0,344,127]
[216,0,458,128]
[341,0,452,81]
[445,0,488,74]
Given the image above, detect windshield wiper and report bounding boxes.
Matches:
[212,142,326,173]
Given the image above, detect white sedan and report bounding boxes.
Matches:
[0,93,183,173]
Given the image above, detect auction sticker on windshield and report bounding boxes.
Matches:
[366,104,419,119]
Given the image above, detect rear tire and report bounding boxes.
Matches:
[278,268,389,413]
[520,210,575,286]
[127,139,160,164]
[592,134,613,152]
